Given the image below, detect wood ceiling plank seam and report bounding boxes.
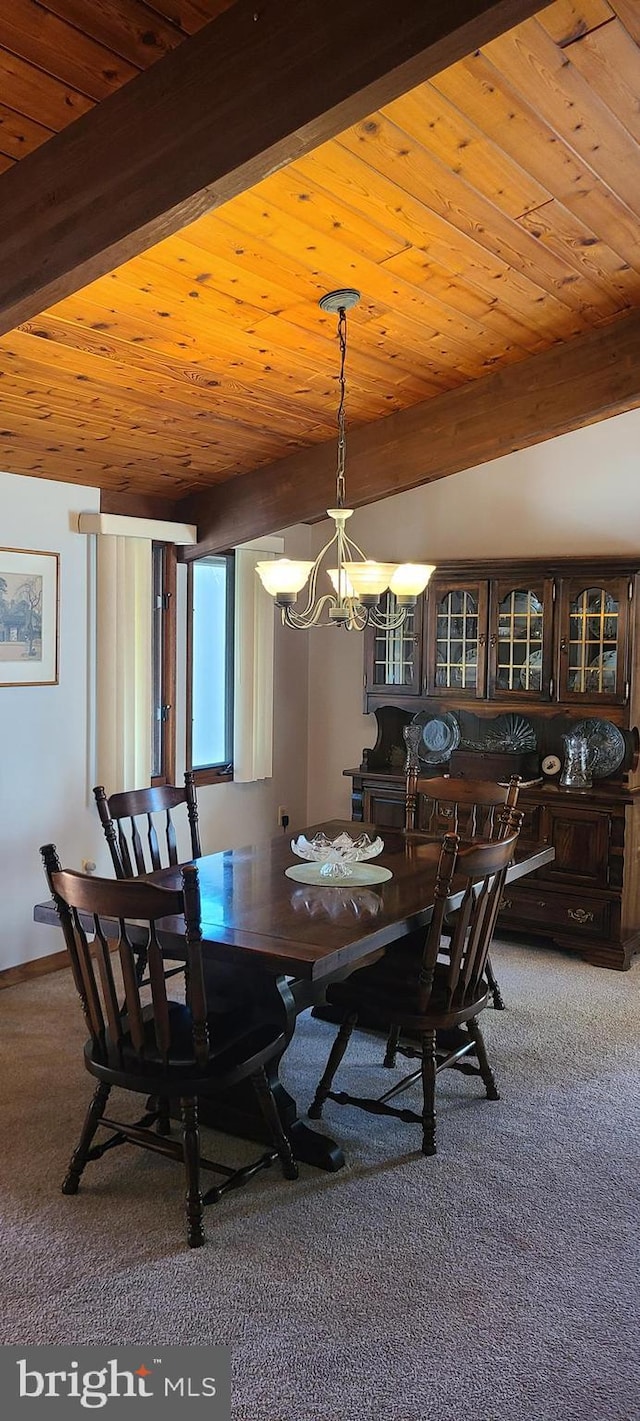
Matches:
[142,0,237,36]
[237,162,412,265]
[284,140,590,334]
[133,236,324,319]
[537,0,615,46]
[335,126,615,327]
[517,198,640,309]
[0,50,93,129]
[431,48,640,276]
[175,210,335,302]
[80,262,292,338]
[610,0,640,45]
[358,308,536,383]
[373,242,554,352]
[0,101,54,160]
[484,17,640,220]
[376,247,570,356]
[379,81,551,221]
[38,0,192,67]
[215,181,601,355]
[0,0,141,101]
[557,17,640,144]
[239,308,466,394]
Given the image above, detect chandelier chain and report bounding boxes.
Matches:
[335,307,347,508]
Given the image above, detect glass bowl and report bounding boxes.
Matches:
[290,831,384,879]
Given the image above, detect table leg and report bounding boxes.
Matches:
[191,965,346,1172]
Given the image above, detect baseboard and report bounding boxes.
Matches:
[0,949,69,990]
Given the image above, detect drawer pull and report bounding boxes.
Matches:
[536,900,547,908]
[499,898,512,911]
[568,907,594,925]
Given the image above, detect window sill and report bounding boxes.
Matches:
[192,767,233,787]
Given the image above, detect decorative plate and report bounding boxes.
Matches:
[410,709,461,765]
[285,863,392,887]
[570,719,625,779]
[541,754,562,777]
[483,714,537,752]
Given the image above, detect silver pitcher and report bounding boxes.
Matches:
[559,732,598,790]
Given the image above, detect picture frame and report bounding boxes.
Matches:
[0,547,59,686]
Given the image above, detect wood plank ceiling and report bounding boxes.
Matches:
[0,0,640,521]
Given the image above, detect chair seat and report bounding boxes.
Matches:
[86,999,287,1093]
[325,956,489,1030]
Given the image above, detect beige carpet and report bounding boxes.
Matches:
[1,938,639,1421]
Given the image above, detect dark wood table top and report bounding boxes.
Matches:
[35,820,554,983]
[139,820,555,982]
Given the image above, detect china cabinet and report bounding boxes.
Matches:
[351,557,640,971]
[364,558,635,715]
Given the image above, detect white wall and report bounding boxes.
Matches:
[0,473,311,971]
[306,406,640,821]
[0,471,101,969]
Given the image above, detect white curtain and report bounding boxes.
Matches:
[233,538,282,783]
[95,535,152,792]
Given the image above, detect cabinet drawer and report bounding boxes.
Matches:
[499,887,612,938]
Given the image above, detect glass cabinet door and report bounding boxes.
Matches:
[488,579,554,700]
[365,592,423,699]
[557,578,630,703]
[427,580,488,697]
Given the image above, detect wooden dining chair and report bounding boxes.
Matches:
[403,770,522,1014]
[93,772,202,880]
[308,828,521,1157]
[41,844,298,1249]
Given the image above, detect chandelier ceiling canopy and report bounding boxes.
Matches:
[256,289,435,630]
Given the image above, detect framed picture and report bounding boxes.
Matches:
[0,547,59,686]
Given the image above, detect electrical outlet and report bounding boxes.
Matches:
[277,806,288,827]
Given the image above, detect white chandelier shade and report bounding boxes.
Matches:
[255,290,436,631]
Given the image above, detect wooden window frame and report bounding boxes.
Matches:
[151,542,177,786]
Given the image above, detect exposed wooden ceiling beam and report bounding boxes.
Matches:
[179,308,640,556]
[0,0,544,336]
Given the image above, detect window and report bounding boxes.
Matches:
[151,543,176,784]
[187,554,234,782]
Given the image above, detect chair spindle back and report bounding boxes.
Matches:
[94,772,201,879]
[418,830,520,1012]
[405,771,521,841]
[41,844,209,1068]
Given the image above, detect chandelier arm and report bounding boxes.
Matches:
[367,605,407,631]
[292,527,341,620]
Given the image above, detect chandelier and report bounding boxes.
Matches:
[256,289,435,630]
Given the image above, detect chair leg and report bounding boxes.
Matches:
[62,1081,111,1194]
[383,1023,401,1068]
[251,1067,298,1180]
[467,1018,500,1100]
[180,1097,205,1248]
[308,1011,358,1119]
[485,953,506,1011]
[421,1030,437,1156]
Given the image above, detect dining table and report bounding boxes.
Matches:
[34,819,555,1172]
